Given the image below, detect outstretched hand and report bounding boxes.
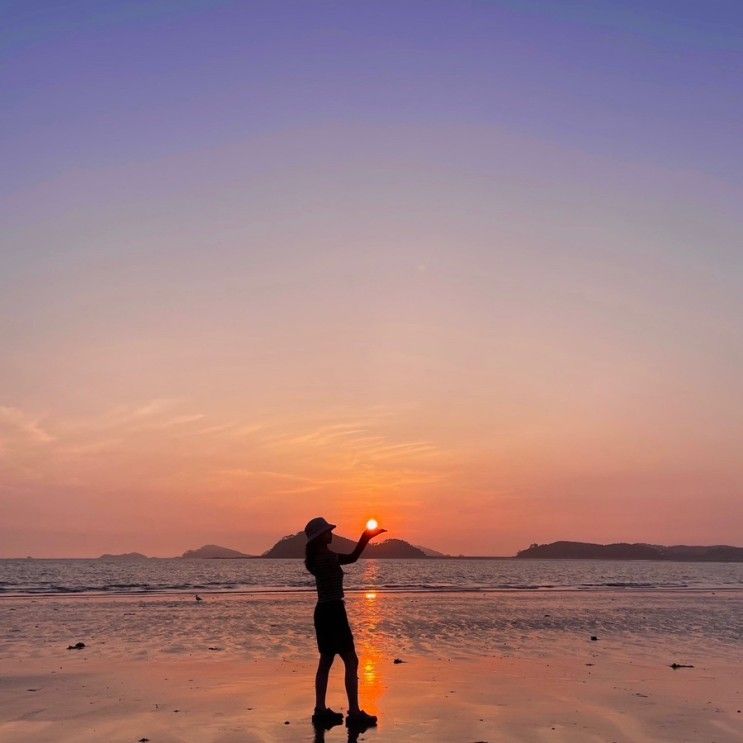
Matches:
[363,527,387,540]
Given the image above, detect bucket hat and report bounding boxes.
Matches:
[304,516,336,542]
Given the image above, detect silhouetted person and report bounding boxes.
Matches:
[304,516,386,729]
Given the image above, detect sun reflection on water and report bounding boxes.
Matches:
[356,562,384,715]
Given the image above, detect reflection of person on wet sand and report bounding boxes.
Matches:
[313,719,369,743]
[304,516,386,730]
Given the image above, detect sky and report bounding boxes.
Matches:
[1,0,742,557]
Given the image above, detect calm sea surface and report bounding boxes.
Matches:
[1,557,741,596]
[1,560,741,663]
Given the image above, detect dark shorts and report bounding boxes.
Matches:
[314,600,355,656]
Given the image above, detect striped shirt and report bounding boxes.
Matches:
[313,553,344,603]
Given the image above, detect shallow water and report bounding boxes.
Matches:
[1,589,740,664]
[1,557,741,596]
[2,559,741,669]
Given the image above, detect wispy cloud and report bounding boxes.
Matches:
[0,400,210,481]
[0,406,55,445]
[1,401,451,520]
[217,469,327,483]
[104,398,181,424]
[137,413,206,430]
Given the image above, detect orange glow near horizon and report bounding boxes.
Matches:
[0,397,740,557]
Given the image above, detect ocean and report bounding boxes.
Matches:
[0,556,741,596]
[2,558,741,665]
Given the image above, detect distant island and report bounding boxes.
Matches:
[90,539,742,562]
[516,541,743,562]
[176,537,430,559]
[98,552,148,560]
[262,532,429,559]
[181,544,255,559]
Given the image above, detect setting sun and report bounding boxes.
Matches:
[366,519,378,531]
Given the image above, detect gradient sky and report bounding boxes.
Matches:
[1,1,742,557]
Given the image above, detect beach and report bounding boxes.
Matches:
[1,590,741,742]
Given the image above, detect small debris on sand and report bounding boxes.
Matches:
[284,720,290,724]
[393,658,405,664]
[590,636,598,641]
[670,663,694,669]
[138,738,150,742]
[207,647,222,651]
[67,642,86,650]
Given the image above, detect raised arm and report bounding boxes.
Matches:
[337,527,387,565]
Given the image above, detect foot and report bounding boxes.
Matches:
[312,707,344,725]
[346,709,378,727]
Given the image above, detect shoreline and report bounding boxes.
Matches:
[1,585,742,600]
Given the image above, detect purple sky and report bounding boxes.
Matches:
[1,1,742,556]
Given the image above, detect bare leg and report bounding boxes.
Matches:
[340,650,360,713]
[314,653,335,711]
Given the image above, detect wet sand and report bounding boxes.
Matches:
[1,592,741,741]
[1,653,741,742]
